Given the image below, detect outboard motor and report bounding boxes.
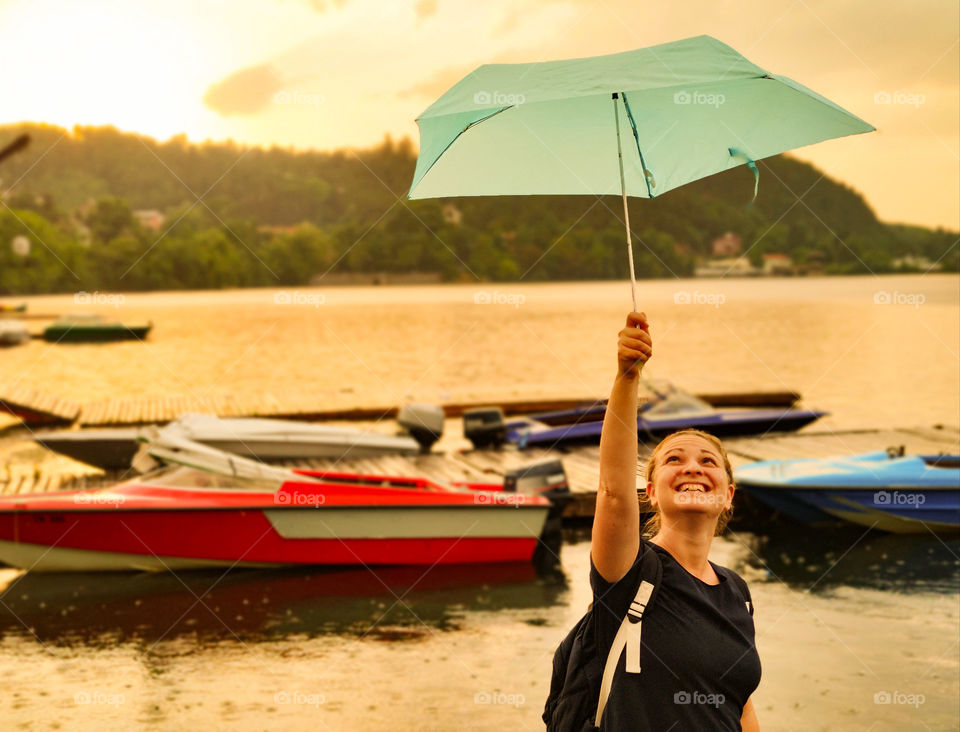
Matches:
[463,407,506,449]
[504,460,572,568]
[397,403,445,452]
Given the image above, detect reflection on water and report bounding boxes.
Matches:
[741,522,960,594]
[0,561,566,646]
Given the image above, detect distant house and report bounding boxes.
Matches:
[694,256,759,277]
[712,232,742,257]
[762,253,794,276]
[133,209,166,232]
[892,255,941,272]
[442,203,463,226]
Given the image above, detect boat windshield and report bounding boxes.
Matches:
[144,465,285,492]
[641,381,714,417]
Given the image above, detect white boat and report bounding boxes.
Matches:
[0,320,29,346]
[35,409,437,470]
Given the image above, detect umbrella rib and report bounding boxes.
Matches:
[408,106,513,197]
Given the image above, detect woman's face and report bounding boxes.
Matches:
[646,434,734,520]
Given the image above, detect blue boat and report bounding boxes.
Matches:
[734,450,960,533]
[504,383,825,448]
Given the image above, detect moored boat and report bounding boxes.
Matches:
[503,382,825,448]
[734,449,960,533]
[0,320,29,347]
[34,410,435,470]
[43,314,152,343]
[0,439,552,571]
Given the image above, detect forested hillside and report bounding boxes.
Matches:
[0,123,955,294]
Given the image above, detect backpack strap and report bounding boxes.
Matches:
[594,543,662,727]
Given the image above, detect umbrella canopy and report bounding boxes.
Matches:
[409,35,874,201]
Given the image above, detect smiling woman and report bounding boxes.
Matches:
[587,311,761,731]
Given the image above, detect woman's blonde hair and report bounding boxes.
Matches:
[639,429,735,539]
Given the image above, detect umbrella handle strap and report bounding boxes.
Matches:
[729,147,759,203]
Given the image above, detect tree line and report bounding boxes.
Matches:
[0,123,955,294]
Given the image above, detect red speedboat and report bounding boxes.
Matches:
[0,463,551,572]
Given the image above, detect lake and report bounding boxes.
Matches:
[0,274,957,730]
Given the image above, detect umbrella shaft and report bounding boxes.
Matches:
[613,94,639,312]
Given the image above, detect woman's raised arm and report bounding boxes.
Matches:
[591,312,652,583]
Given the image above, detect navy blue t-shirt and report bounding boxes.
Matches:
[590,541,761,731]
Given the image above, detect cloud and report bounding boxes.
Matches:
[203,64,285,116]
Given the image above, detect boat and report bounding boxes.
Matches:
[33,406,442,470]
[0,320,29,347]
[733,448,960,533]
[43,314,152,343]
[0,435,552,571]
[501,382,825,448]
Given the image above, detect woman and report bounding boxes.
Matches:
[591,312,761,731]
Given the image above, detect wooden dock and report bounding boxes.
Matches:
[1,386,800,428]
[1,424,956,521]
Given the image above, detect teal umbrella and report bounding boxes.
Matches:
[408,35,874,307]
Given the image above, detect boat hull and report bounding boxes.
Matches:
[0,470,551,571]
[735,452,960,533]
[507,408,824,447]
[35,425,420,470]
[43,324,152,343]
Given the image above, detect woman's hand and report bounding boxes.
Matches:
[617,311,652,379]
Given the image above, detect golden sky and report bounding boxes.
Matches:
[1,0,957,230]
